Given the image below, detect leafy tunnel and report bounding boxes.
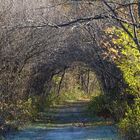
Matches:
[17,0,125,100]
[26,26,124,100]
[1,1,140,139]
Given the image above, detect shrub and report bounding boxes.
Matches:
[88,94,127,121]
[112,26,140,139]
[119,98,140,140]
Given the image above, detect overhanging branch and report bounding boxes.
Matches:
[5,14,140,31]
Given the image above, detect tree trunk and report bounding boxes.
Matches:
[57,69,66,96]
[138,0,140,18]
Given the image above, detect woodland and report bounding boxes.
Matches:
[0,0,140,140]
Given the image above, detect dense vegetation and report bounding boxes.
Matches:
[88,26,140,139]
[114,27,140,140]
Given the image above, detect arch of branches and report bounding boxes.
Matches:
[26,26,124,99]
[1,0,135,102]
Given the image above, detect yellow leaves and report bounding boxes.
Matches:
[52,75,62,85]
[112,26,140,95]
[109,48,118,54]
[61,3,71,13]
[105,27,116,34]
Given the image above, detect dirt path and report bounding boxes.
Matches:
[36,100,111,126]
[5,100,122,140]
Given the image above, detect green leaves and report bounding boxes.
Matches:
[119,99,140,138]
[112,26,140,139]
[113,27,140,96]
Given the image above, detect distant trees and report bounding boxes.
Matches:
[51,63,101,96]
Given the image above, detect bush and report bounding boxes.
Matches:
[8,98,39,123]
[88,94,127,121]
[112,26,140,139]
[119,98,140,140]
[88,95,107,116]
